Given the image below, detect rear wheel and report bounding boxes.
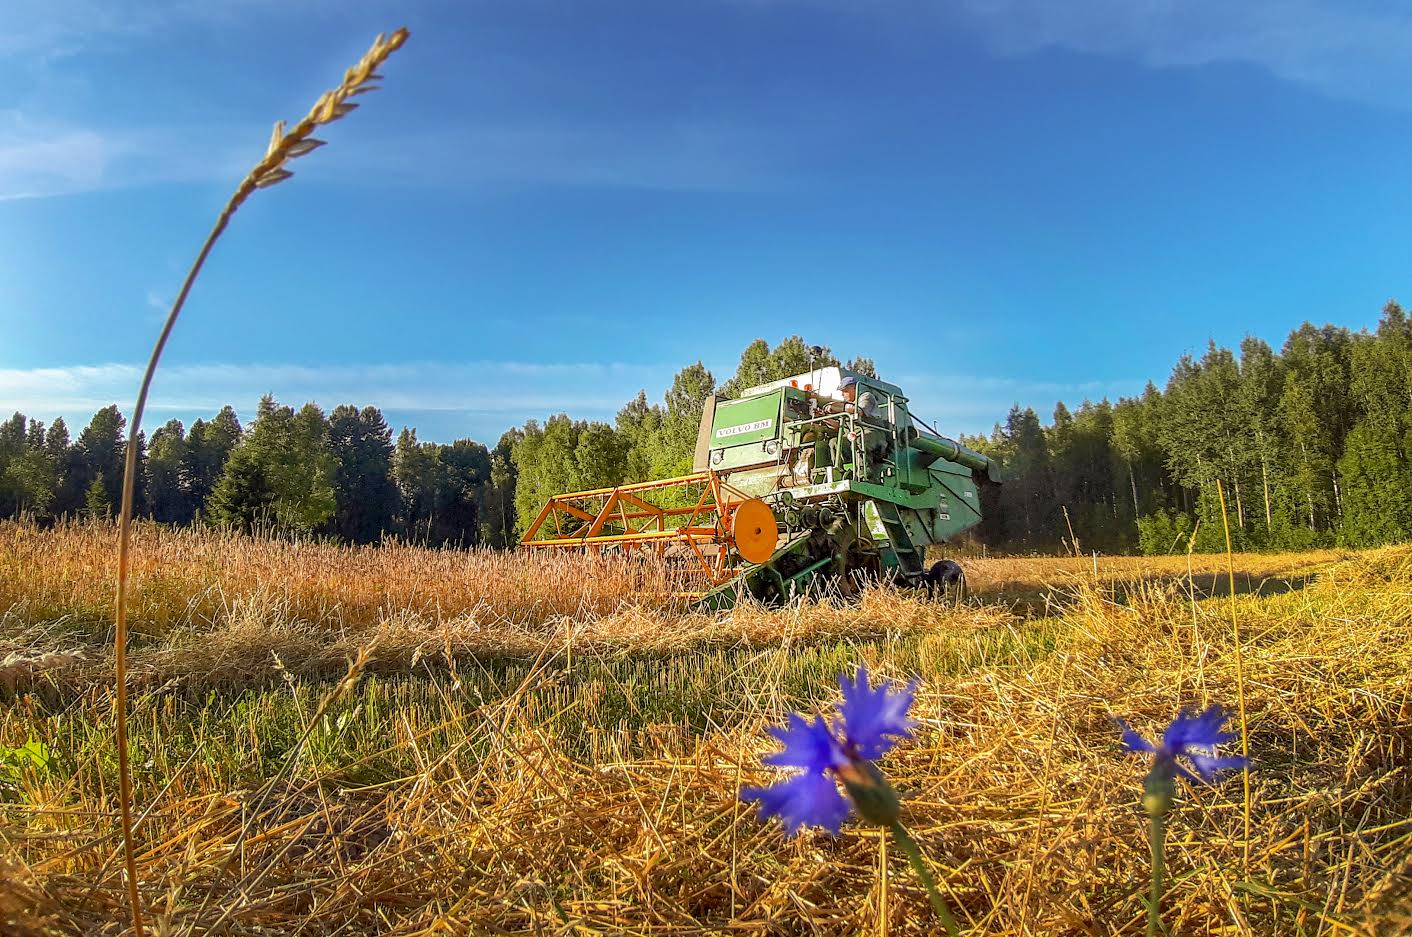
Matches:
[925,559,966,601]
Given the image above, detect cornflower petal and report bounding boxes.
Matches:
[1116,719,1156,754]
[838,665,917,760]
[763,713,847,772]
[1162,706,1236,752]
[741,770,852,835]
[1187,753,1247,783]
[1117,705,1247,788]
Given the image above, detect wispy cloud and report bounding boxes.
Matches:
[323,121,805,193]
[0,110,255,200]
[0,359,679,439]
[0,360,1115,441]
[897,370,1145,433]
[0,0,306,58]
[0,112,801,201]
[949,0,1412,108]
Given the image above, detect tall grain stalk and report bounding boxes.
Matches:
[110,29,409,934]
[1216,480,1252,872]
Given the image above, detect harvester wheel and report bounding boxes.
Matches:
[925,559,966,601]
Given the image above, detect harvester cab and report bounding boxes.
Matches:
[521,366,1000,608]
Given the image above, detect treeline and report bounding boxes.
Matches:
[964,301,1412,554]
[0,335,862,547]
[0,396,518,547]
[6,308,1409,556]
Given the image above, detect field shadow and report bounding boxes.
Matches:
[973,565,1324,616]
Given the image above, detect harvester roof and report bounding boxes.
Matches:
[738,365,904,401]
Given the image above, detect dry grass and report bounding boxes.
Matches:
[0,522,1407,934]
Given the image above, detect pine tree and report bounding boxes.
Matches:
[47,418,86,518]
[184,405,243,518]
[436,439,492,546]
[996,406,1056,547]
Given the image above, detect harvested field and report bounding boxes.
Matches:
[0,521,1407,934]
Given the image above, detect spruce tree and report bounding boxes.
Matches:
[76,405,127,511]
[146,419,191,524]
[328,404,399,544]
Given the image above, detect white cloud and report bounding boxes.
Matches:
[0,113,123,200]
[0,359,679,437]
[897,370,1145,433]
[0,359,1117,441]
[950,0,1412,108]
[0,110,256,200]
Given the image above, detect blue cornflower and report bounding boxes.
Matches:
[741,666,917,835]
[1119,705,1247,784]
[1118,705,1247,817]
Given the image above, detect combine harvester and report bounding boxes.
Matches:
[521,366,1000,608]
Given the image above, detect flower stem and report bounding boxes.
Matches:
[888,820,960,936]
[1146,811,1167,937]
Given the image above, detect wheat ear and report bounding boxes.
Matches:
[110,27,409,936]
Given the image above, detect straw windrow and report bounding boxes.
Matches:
[2,523,1406,934]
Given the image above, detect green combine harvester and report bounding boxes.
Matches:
[521,366,1001,608]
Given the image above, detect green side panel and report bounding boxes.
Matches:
[895,447,931,493]
[708,391,784,471]
[711,392,782,448]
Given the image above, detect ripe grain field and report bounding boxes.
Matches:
[1,521,1408,935]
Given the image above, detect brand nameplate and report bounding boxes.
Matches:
[716,419,773,439]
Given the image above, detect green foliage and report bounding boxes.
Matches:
[0,737,54,799]
[654,362,715,478]
[76,404,127,512]
[960,305,1412,553]
[719,336,839,398]
[328,405,399,544]
[393,428,495,547]
[208,396,337,535]
[0,416,58,517]
[510,416,589,535]
[8,311,1412,555]
[83,475,110,520]
[146,419,191,524]
[1136,510,1193,556]
[1337,422,1412,545]
[847,356,878,378]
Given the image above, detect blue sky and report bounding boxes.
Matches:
[3,0,1411,444]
